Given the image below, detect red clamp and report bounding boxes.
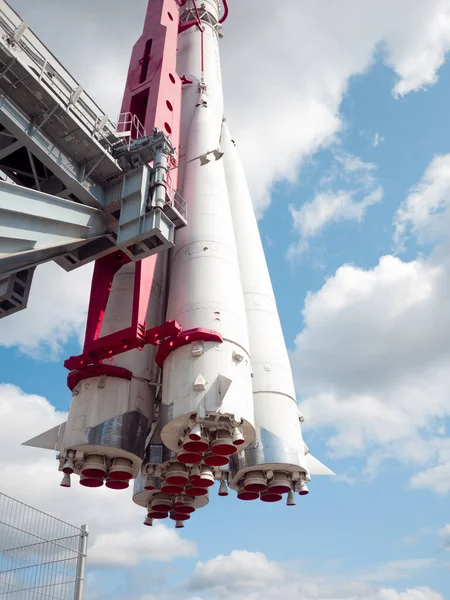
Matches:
[64,320,182,372]
[67,365,133,392]
[155,327,223,367]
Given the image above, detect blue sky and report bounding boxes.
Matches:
[264,57,450,339]
[1,1,450,599]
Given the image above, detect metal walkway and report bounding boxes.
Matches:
[0,0,187,318]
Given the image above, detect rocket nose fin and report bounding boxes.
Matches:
[305,452,335,476]
[22,422,66,451]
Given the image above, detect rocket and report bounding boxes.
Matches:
[23,0,333,526]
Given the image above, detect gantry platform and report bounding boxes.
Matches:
[0,0,186,318]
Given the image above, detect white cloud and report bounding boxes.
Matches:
[289,186,382,246]
[394,154,450,250]
[291,253,450,481]
[294,255,449,395]
[222,0,450,212]
[438,524,450,550]
[385,4,450,97]
[410,463,450,495]
[399,529,432,547]
[189,550,283,591]
[288,150,382,255]
[0,262,92,359]
[334,153,378,181]
[185,550,442,600]
[7,0,450,214]
[362,560,438,583]
[89,526,196,568]
[373,132,385,147]
[0,384,197,569]
[288,151,450,488]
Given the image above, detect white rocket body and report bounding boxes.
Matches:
[57,257,166,486]
[221,125,332,490]
[160,0,255,457]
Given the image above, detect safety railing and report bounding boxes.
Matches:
[0,0,134,158]
[171,188,187,221]
[0,493,88,600]
[116,112,148,148]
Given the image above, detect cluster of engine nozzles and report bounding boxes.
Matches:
[142,465,310,529]
[236,470,309,503]
[143,462,226,528]
[145,462,218,497]
[176,423,245,467]
[144,494,207,530]
[59,452,134,490]
[139,447,310,529]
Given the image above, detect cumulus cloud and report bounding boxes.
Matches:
[385,3,450,97]
[183,550,442,600]
[8,0,450,214]
[361,560,438,583]
[294,255,449,395]
[0,262,92,359]
[394,154,450,251]
[222,0,450,212]
[288,150,382,255]
[289,187,382,249]
[288,149,450,491]
[0,384,197,569]
[410,462,450,496]
[291,251,450,483]
[188,550,283,591]
[89,527,196,568]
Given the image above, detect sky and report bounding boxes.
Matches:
[0,0,450,599]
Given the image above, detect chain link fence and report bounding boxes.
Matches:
[0,493,88,600]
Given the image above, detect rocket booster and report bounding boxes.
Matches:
[160,2,254,464]
[24,0,332,525]
[221,123,333,499]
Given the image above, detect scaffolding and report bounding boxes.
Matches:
[0,493,88,600]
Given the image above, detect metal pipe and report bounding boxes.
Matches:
[191,0,205,75]
[219,0,229,23]
[74,525,88,600]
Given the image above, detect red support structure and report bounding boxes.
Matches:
[67,365,133,392]
[121,0,182,193]
[81,252,132,352]
[64,252,182,372]
[66,0,183,386]
[155,328,223,367]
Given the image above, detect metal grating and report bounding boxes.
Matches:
[0,0,124,183]
[0,493,87,600]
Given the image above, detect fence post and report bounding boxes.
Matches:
[74,524,88,600]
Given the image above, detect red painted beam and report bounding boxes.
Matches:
[67,0,183,385]
[120,0,182,191]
